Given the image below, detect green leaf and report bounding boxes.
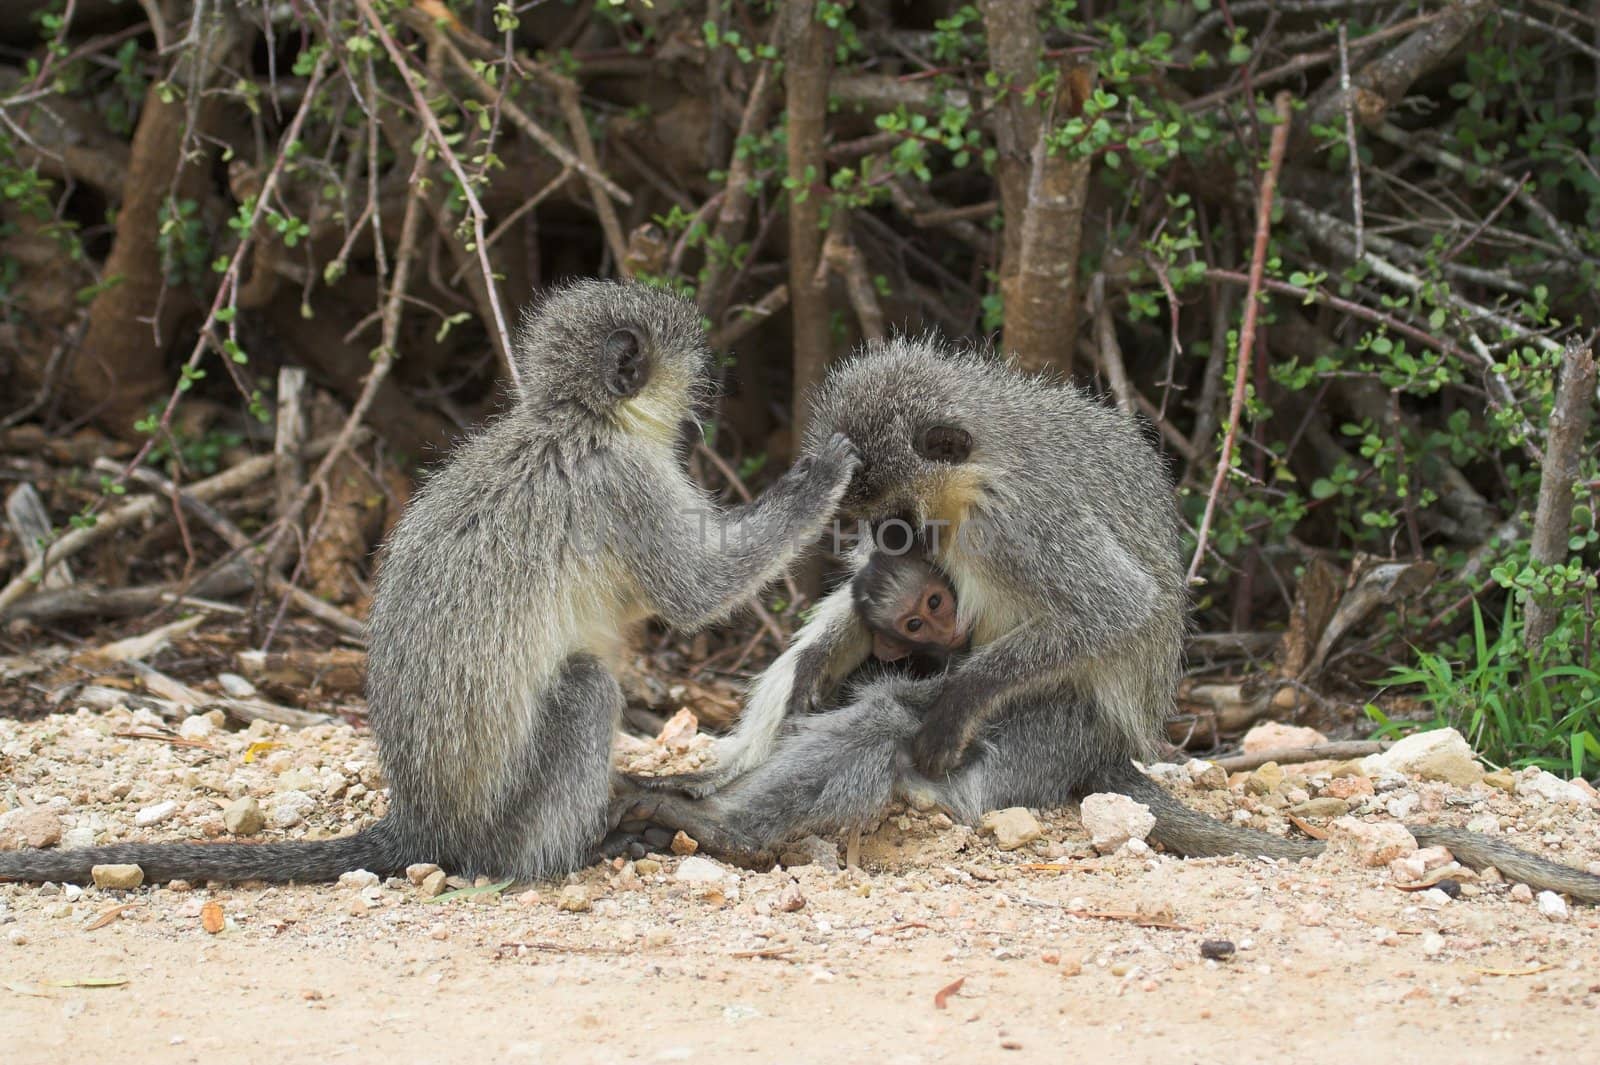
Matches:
[423,879,513,904]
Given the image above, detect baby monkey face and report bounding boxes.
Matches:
[854,546,969,662]
[873,568,963,661]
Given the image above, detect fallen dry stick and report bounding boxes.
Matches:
[1214,740,1389,773]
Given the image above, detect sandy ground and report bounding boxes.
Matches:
[3,706,1599,1064]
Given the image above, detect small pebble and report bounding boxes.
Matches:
[1199,939,1235,962]
[557,885,591,913]
[419,870,448,898]
[980,807,1045,851]
[1536,891,1569,921]
[223,796,265,836]
[406,863,441,885]
[776,885,806,912]
[1,808,64,849]
[217,673,258,699]
[674,856,729,883]
[670,831,699,856]
[270,790,316,829]
[338,869,380,890]
[134,801,178,827]
[177,715,215,740]
[91,864,145,889]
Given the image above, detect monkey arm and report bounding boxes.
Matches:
[911,540,1162,778]
[620,434,858,631]
[713,586,871,781]
[627,585,871,797]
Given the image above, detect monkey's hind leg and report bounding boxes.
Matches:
[485,654,624,881]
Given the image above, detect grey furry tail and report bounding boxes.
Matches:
[0,821,404,885]
[1409,826,1600,905]
[1095,762,1322,861]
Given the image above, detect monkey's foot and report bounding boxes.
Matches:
[619,769,726,799]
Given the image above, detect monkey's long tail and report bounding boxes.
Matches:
[1407,826,1600,905]
[0,820,405,885]
[1096,761,1321,860]
[1097,762,1600,904]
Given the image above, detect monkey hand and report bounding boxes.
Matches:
[907,690,974,779]
[790,431,861,501]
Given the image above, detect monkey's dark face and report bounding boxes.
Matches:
[513,280,712,432]
[805,342,977,519]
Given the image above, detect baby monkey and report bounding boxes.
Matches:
[851,539,968,668]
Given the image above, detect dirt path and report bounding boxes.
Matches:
[3,707,1598,1062]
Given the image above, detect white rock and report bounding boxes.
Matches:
[337,869,380,890]
[1389,854,1427,884]
[177,715,214,740]
[1143,762,1187,783]
[1362,728,1482,787]
[1536,891,1569,920]
[222,796,265,836]
[1241,722,1328,753]
[1122,838,1151,857]
[269,790,316,829]
[1517,770,1594,807]
[134,801,178,827]
[980,807,1044,850]
[674,856,731,883]
[1079,793,1155,854]
[61,825,96,849]
[1385,792,1420,820]
[1323,816,1417,867]
[1420,932,1446,957]
[276,769,319,793]
[217,672,257,699]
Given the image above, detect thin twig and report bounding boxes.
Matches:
[354,0,517,390]
[1337,25,1364,261]
[1187,93,1292,586]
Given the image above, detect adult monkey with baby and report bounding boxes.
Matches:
[627,339,1600,904]
[0,281,859,885]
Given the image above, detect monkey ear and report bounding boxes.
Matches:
[916,425,972,464]
[604,327,648,398]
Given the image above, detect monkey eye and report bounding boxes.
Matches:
[927,593,942,610]
[916,425,972,464]
[905,618,923,633]
[604,327,647,397]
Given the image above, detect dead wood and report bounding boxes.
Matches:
[979,0,1044,283]
[1524,340,1597,652]
[1308,0,1493,131]
[1002,59,1094,375]
[2,558,254,625]
[1213,740,1389,773]
[65,8,252,437]
[0,434,348,615]
[782,0,835,444]
[6,483,73,590]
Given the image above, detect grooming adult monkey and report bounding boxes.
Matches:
[625,339,1600,903]
[0,281,859,885]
